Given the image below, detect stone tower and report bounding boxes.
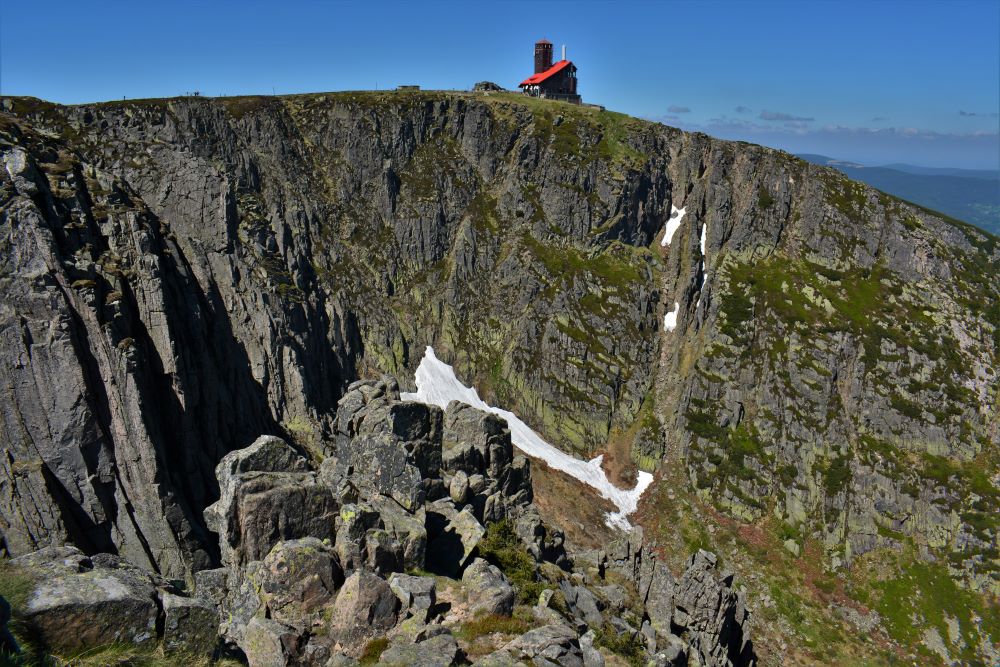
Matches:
[534,39,553,74]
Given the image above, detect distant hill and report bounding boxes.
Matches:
[880,163,1000,180]
[798,154,1000,235]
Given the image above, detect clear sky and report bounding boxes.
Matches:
[2,0,998,168]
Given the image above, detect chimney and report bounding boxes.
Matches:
[562,45,566,61]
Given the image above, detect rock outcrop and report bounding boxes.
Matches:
[0,378,755,665]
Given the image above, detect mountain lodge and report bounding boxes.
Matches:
[519,39,581,104]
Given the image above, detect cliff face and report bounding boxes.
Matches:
[0,91,997,659]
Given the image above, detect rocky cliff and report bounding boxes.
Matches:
[0,90,997,664]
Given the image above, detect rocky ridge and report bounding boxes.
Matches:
[1,379,754,666]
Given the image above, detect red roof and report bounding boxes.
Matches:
[519,60,572,87]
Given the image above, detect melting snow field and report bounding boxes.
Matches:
[401,346,654,530]
[660,205,686,247]
[664,302,679,331]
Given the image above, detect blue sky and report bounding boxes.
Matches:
[2,0,998,168]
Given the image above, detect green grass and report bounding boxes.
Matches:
[821,454,851,496]
[476,520,545,604]
[0,561,35,612]
[358,637,389,665]
[455,613,531,642]
[686,401,768,484]
[520,233,645,287]
[872,557,1000,661]
[27,643,239,667]
[758,186,776,210]
[593,624,646,667]
[719,255,972,409]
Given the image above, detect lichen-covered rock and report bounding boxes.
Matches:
[193,567,228,613]
[389,573,436,620]
[327,571,399,654]
[204,436,338,568]
[560,581,604,629]
[425,500,486,576]
[515,506,568,566]
[12,546,162,652]
[0,94,994,635]
[449,470,470,504]
[241,617,302,667]
[379,632,460,667]
[161,592,219,656]
[335,378,444,481]
[327,433,426,512]
[670,550,753,667]
[480,623,585,667]
[441,403,522,495]
[259,537,343,627]
[462,558,514,617]
[580,629,605,667]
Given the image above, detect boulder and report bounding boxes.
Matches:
[327,433,425,512]
[425,501,486,577]
[327,571,399,654]
[441,402,511,478]
[259,538,343,626]
[214,471,338,566]
[472,81,505,92]
[193,567,228,612]
[580,629,605,667]
[13,546,161,652]
[388,574,436,620]
[480,623,584,667]
[334,378,443,480]
[594,584,628,614]
[670,550,752,667]
[205,436,337,568]
[215,435,310,482]
[371,498,428,573]
[219,560,266,642]
[334,377,400,437]
[449,470,470,504]
[560,580,604,628]
[301,636,333,666]
[161,592,219,656]
[241,616,302,667]
[650,634,688,666]
[379,632,459,667]
[462,558,515,617]
[515,507,568,566]
[335,504,383,572]
[385,401,444,480]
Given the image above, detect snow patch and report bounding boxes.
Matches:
[664,302,679,331]
[660,205,686,247]
[401,346,654,530]
[699,223,707,256]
